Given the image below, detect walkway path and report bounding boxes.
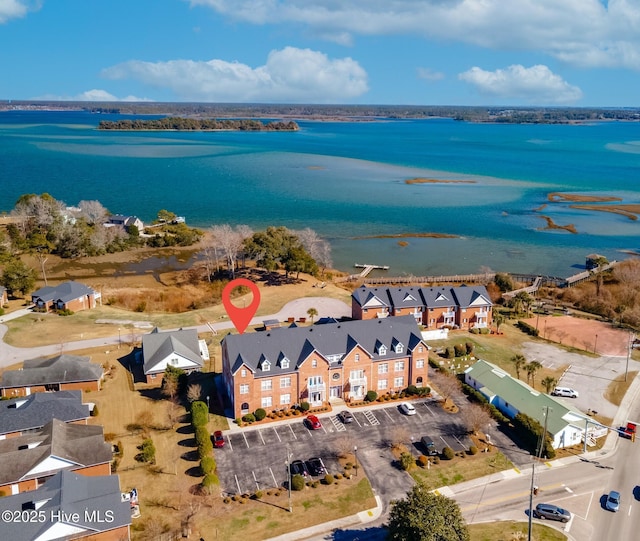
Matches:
[0,297,351,368]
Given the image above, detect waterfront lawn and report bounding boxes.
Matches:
[469,521,567,541]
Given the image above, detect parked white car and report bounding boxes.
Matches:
[551,387,579,398]
[399,402,417,415]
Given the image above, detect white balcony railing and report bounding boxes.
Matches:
[308,382,326,392]
[349,376,367,387]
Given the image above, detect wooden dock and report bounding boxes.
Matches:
[354,263,389,278]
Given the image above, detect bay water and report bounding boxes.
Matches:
[1,110,639,277]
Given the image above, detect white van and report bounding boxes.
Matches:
[551,387,578,398]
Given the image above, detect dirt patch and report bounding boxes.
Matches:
[521,315,630,356]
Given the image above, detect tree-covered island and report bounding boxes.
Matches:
[97,117,299,131]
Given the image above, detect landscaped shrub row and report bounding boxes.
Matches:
[517,320,539,337]
[191,400,209,427]
[512,413,556,459]
[460,382,509,424]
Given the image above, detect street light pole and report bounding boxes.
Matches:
[354,446,358,476]
[528,406,550,541]
[206,396,210,420]
[594,334,598,354]
[286,446,293,513]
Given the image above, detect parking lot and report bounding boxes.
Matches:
[214,400,474,496]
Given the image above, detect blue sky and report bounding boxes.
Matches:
[1,0,639,106]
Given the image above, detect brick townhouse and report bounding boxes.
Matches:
[352,285,492,330]
[222,316,429,419]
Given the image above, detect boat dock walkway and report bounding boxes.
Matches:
[353,263,390,278]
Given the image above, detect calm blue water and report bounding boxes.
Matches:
[1,110,640,277]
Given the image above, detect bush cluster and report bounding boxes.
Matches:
[191,400,209,427]
[513,413,556,459]
[441,447,455,460]
[517,320,539,337]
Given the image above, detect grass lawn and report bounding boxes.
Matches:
[469,520,567,541]
[409,450,513,491]
[2,275,351,348]
[604,371,639,406]
[427,323,568,392]
[186,478,376,540]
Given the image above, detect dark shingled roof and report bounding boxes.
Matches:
[0,470,131,539]
[0,354,103,388]
[0,391,90,436]
[31,281,95,304]
[223,316,425,377]
[142,327,204,375]
[0,419,113,485]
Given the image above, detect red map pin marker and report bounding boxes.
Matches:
[222,278,261,334]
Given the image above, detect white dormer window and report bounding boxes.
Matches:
[262,360,271,371]
[378,344,387,355]
[281,357,290,369]
[394,343,404,353]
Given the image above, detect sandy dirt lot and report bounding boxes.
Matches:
[522,315,632,356]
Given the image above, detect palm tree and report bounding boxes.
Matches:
[526,361,543,388]
[541,376,558,394]
[511,354,526,380]
[307,307,318,323]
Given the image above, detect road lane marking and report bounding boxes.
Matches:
[259,430,266,445]
[273,427,281,442]
[459,483,565,512]
[234,474,242,494]
[382,409,394,421]
[242,432,249,448]
[269,467,277,488]
[227,437,234,451]
[253,471,260,490]
[288,424,297,440]
[331,416,346,432]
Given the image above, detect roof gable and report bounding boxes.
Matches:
[142,328,203,374]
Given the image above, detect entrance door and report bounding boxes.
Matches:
[330,386,341,398]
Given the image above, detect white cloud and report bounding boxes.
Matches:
[458,64,583,104]
[187,0,640,70]
[417,67,445,82]
[101,47,369,102]
[35,89,153,102]
[0,0,37,23]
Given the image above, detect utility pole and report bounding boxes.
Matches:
[626,332,634,382]
[528,405,551,541]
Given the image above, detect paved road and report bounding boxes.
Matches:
[0,297,351,368]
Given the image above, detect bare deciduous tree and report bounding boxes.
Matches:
[430,370,460,408]
[78,199,109,225]
[166,400,182,429]
[460,403,492,435]
[186,384,202,403]
[334,434,357,459]
[210,224,253,278]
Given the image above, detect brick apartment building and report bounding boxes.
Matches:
[222,316,429,419]
[352,285,492,330]
[0,354,104,398]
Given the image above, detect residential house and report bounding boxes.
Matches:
[0,354,104,398]
[0,470,131,541]
[352,285,493,330]
[464,360,588,449]
[107,214,144,233]
[31,281,99,312]
[351,287,391,320]
[0,419,113,495]
[222,316,429,419]
[142,327,207,384]
[0,391,90,439]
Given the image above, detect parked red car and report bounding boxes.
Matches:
[213,430,225,448]
[305,415,322,430]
